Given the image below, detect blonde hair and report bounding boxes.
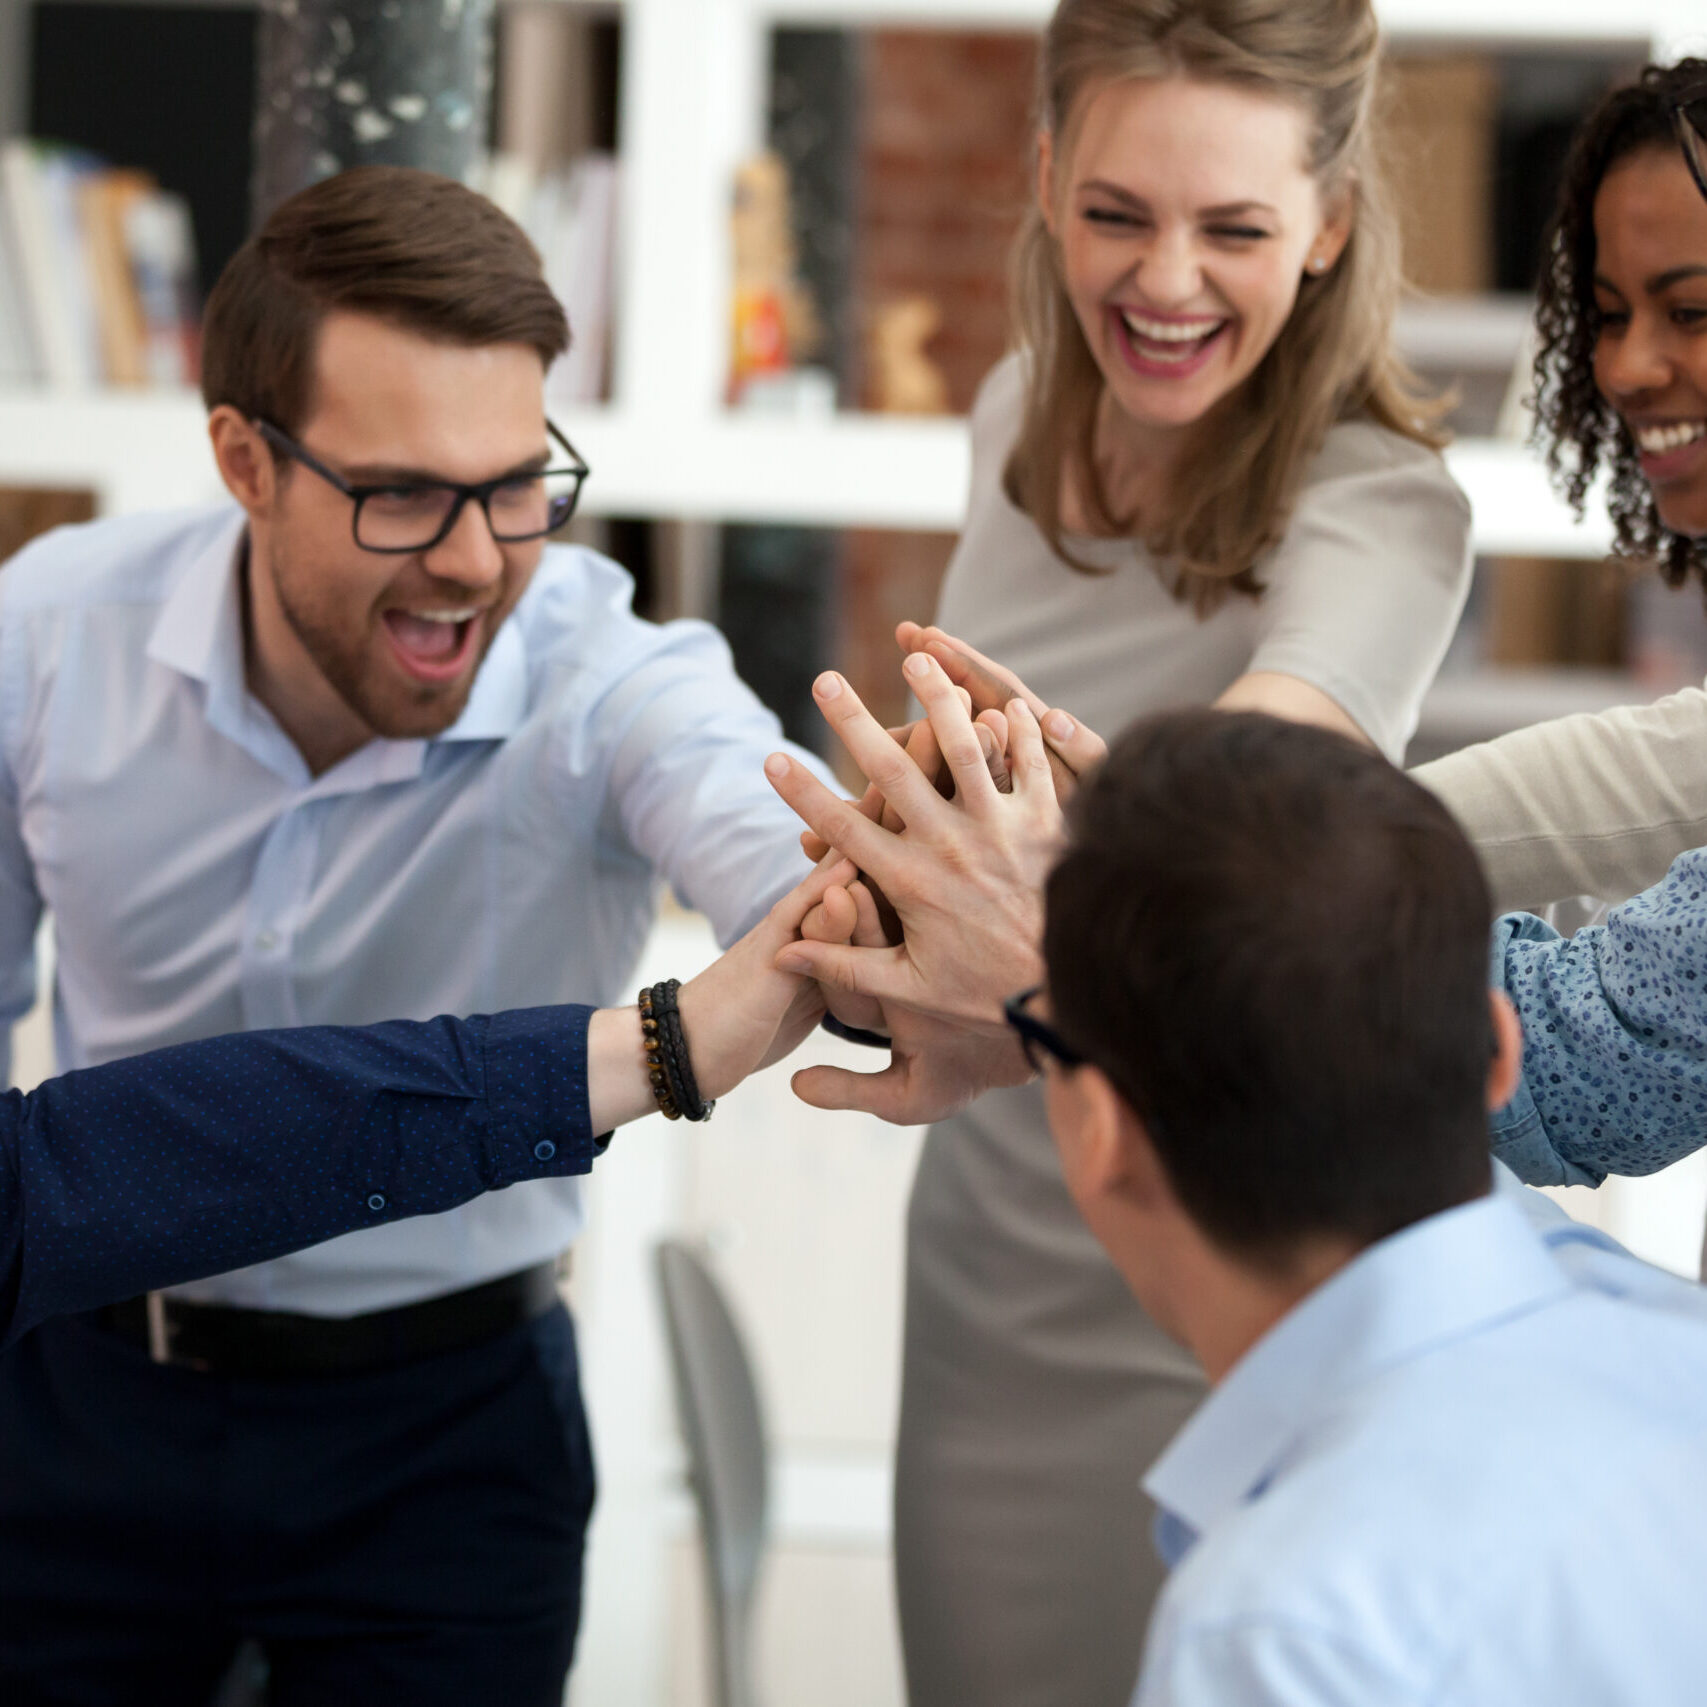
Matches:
[1007,0,1445,607]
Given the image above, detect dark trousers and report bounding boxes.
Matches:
[0,1300,595,1707]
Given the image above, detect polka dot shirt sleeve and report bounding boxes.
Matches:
[1490,850,1707,1188]
[0,1004,597,1347]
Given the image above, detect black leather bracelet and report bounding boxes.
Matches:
[639,983,681,1120]
[640,979,715,1122]
[821,1014,893,1051]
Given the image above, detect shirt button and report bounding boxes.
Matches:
[255,929,279,952]
[367,1193,386,1212]
[534,1140,556,1161]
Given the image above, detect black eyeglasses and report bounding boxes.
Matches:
[1004,987,1085,1074]
[254,419,590,554]
[1677,93,1707,207]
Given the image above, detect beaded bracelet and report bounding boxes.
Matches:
[639,979,716,1122]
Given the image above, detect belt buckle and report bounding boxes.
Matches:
[145,1291,172,1363]
[143,1292,209,1371]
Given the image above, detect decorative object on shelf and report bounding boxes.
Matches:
[869,295,951,416]
[728,150,821,406]
[253,0,495,222]
[0,141,199,391]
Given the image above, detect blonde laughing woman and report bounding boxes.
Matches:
[879,4,1472,1703]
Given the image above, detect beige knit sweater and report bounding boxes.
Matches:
[1414,683,1707,912]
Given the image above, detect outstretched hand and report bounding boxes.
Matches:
[674,851,862,1100]
[590,849,868,1134]
[894,621,1107,797]
[791,974,1032,1123]
[765,652,1061,1033]
[797,687,1010,867]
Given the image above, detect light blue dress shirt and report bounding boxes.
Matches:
[0,506,820,1314]
[1490,847,1707,1188]
[1135,1184,1707,1706]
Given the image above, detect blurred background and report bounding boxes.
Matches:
[3,2,1706,1701]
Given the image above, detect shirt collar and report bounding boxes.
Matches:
[1144,1192,1571,1558]
[146,506,248,694]
[145,508,530,773]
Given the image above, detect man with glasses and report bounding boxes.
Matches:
[776,679,1707,1703]
[0,166,834,1704]
[1028,709,1707,1707]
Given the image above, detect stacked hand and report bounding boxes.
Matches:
[893,622,1108,795]
[598,626,1106,1133]
[760,642,1085,1122]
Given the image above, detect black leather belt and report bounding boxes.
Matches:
[95,1262,562,1379]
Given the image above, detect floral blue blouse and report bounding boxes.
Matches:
[1492,847,1707,1187]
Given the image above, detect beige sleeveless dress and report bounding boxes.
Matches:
[895,354,1475,1707]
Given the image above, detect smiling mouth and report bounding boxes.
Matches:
[382,607,485,680]
[1634,420,1707,457]
[1113,308,1230,371]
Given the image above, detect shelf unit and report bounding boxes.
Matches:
[2,0,1703,555]
[0,383,1617,554]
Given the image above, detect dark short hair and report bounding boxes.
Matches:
[1532,58,1707,599]
[200,166,570,435]
[1043,710,1494,1269]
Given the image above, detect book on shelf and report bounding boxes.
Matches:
[480,150,620,408]
[0,139,200,392]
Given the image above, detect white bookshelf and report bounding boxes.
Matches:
[0,383,1618,554]
[3,0,1702,548]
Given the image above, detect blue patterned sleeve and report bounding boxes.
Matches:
[1491,849,1707,1187]
[0,1005,596,1346]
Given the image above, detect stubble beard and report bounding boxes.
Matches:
[269,544,482,743]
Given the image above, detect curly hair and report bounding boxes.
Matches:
[1532,59,1707,596]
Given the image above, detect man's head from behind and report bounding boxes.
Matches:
[201,168,571,765]
[1038,711,1520,1376]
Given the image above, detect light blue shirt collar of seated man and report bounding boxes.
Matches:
[0,504,827,1315]
[1134,1166,1707,1707]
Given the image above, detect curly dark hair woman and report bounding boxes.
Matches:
[1532,58,1707,596]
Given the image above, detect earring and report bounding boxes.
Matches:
[1308,253,1328,274]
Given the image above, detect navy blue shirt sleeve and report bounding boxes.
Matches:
[1490,848,1707,1188]
[0,1005,597,1347]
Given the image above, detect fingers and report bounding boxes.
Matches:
[895,621,1021,708]
[801,884,858,944]
[1004,698,1055,803]
[1041,707,1109,788]
[766,853,860,943]
[806,671,947,832]
[976,709,1012,794]
[912,627,1049,719]
[900,716,946,816]
[792,1060,928,1123]
[767,753,901,877]
[904,653,999,816]
[847,879,890,949]
[802,777,885,864]
[772,936,913,1004]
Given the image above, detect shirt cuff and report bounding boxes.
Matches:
[480,1005,600,1182]
[1487,914,1604,1190]
[1488,1085,1599,1188]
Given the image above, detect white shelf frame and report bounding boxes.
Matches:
[5,0,1702,551]
[0,385,1616,555]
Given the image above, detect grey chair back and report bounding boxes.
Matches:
[654,1238,770,1707]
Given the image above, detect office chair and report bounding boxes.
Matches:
[654,1238,770,1707]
